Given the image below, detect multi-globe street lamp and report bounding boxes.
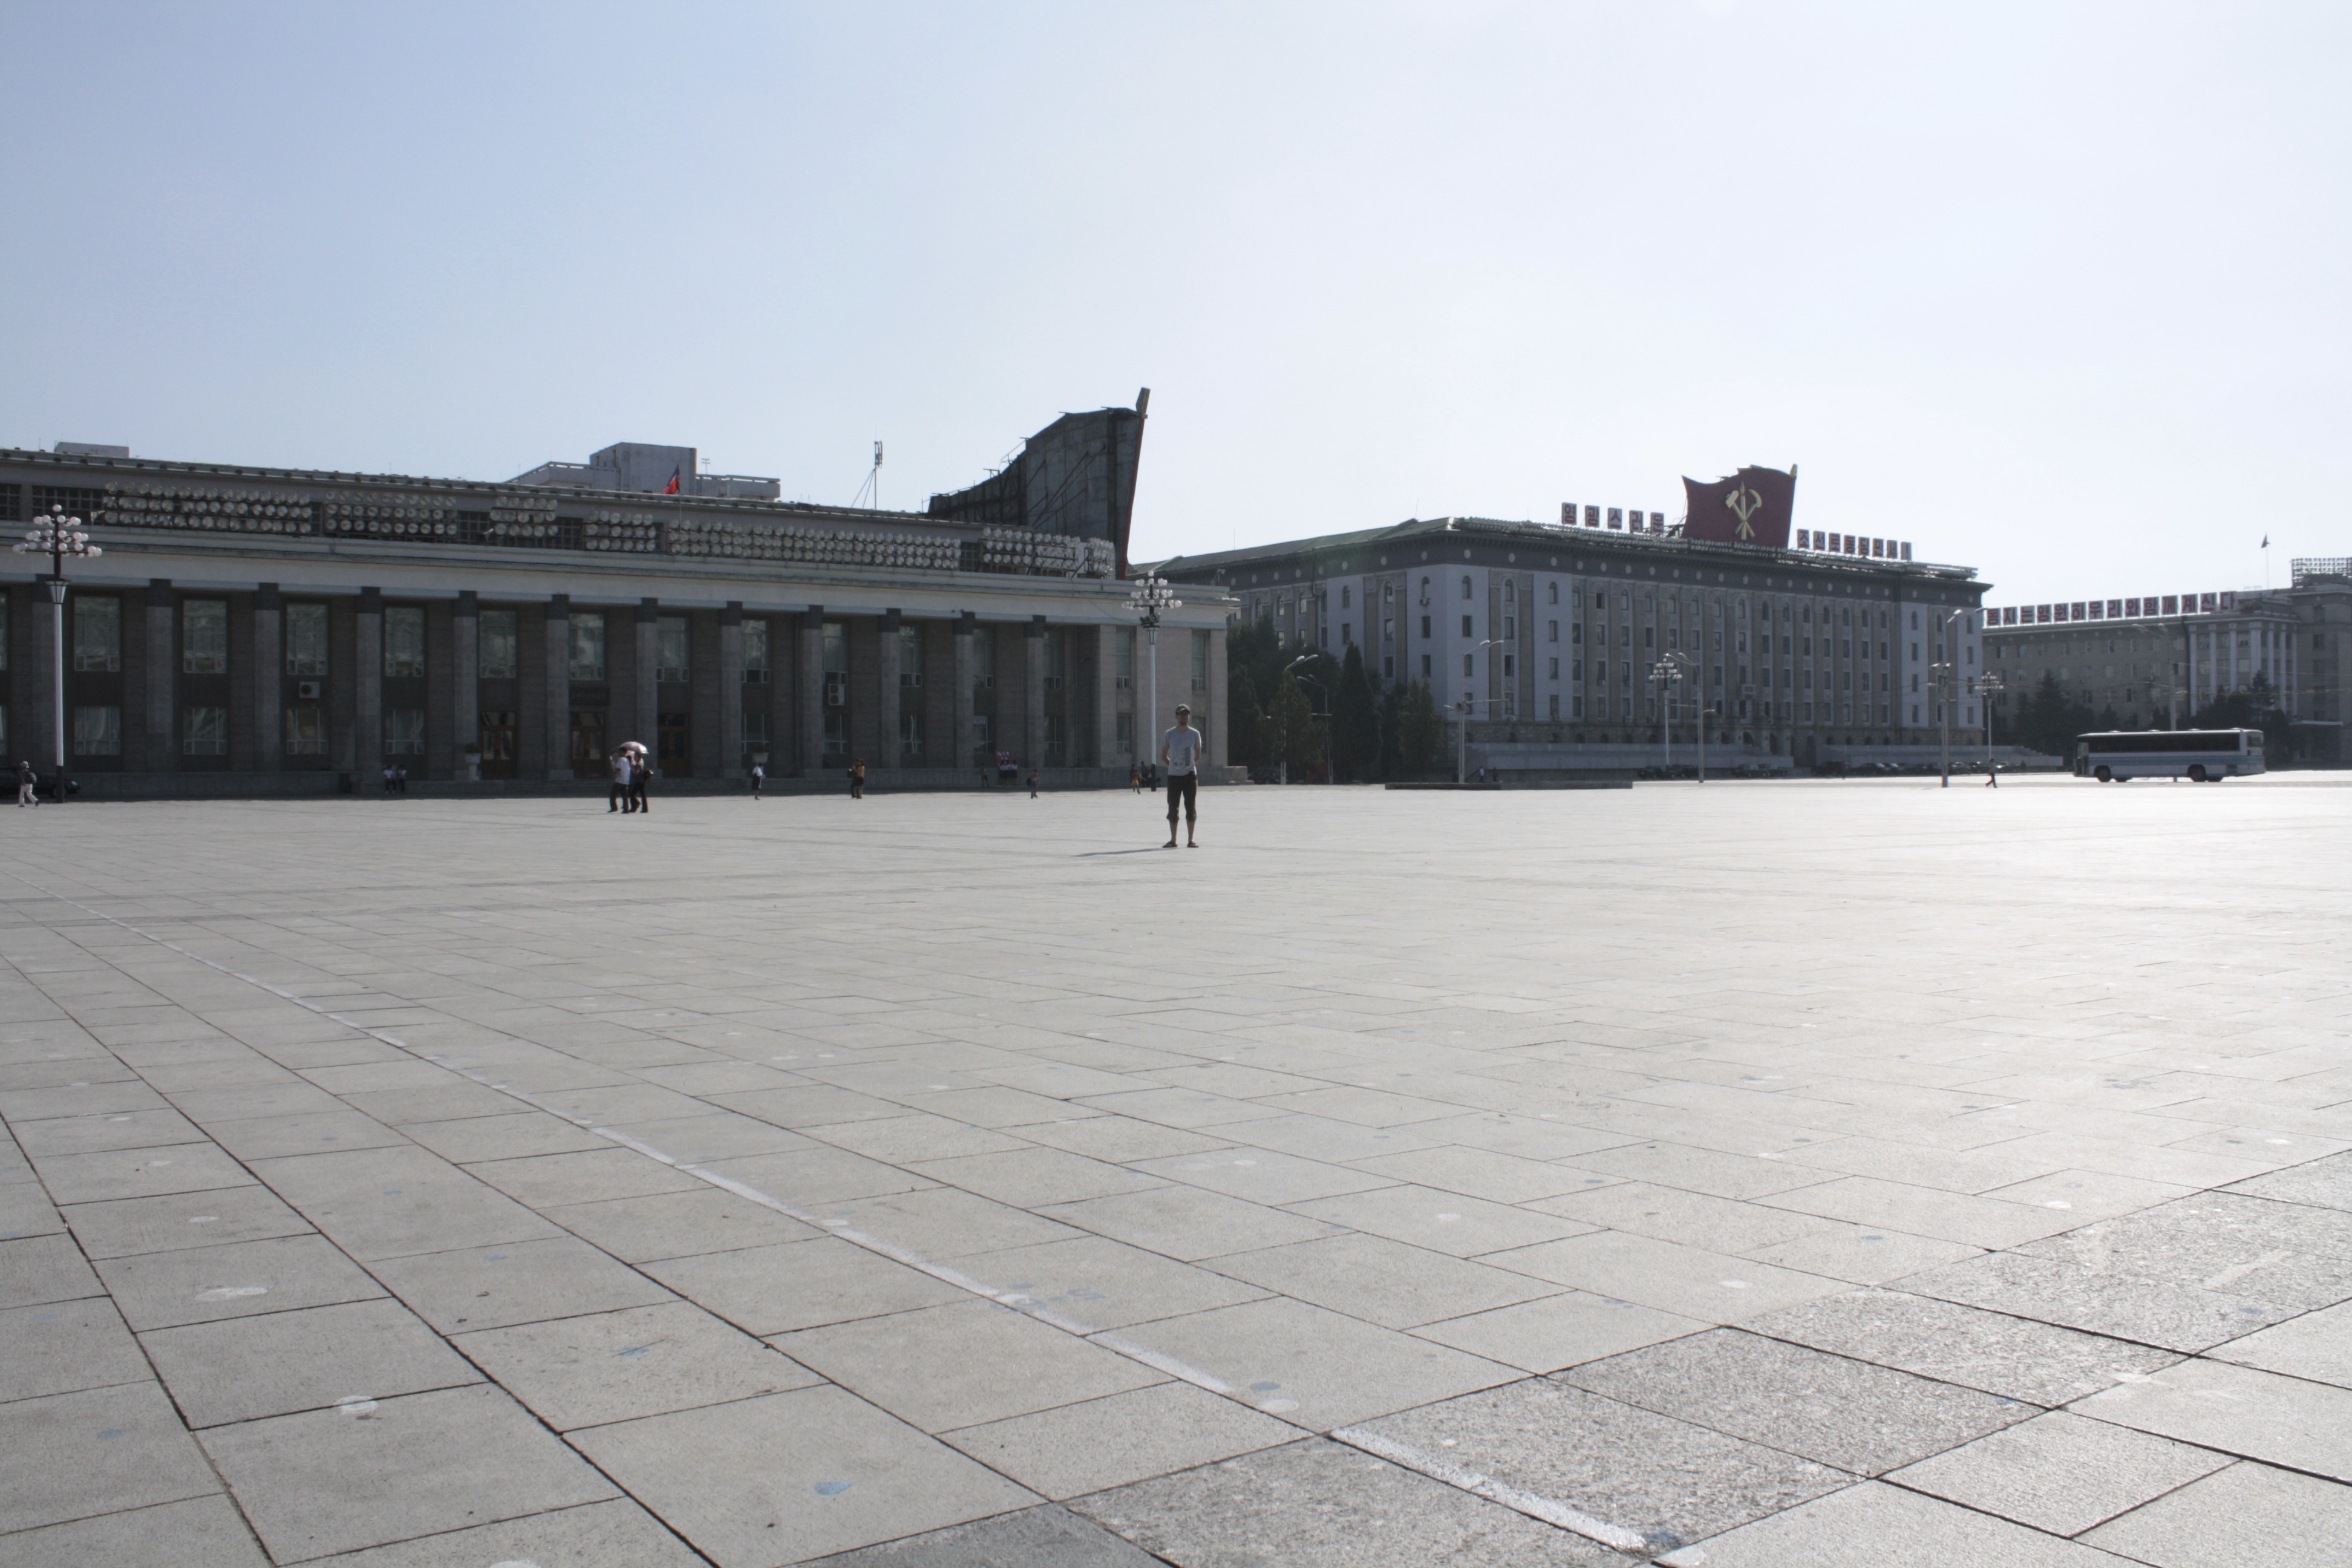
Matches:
[1653,650,1696,779]
[1122,569,1181,778]
[1978,671,2005,770]
[1278,652,1316,785]
[14,505,103,792]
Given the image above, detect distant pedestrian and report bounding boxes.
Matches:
[609,749,629,813]
[1027,769,1039,799]
[1985,762,1999,789]
[629,749,651,814]
[750,762,765,800]
[382,764,397,795]
[16,760,36,807]
[850,759,866,800]
[394,765,409,795]
[1128,763,1141,792]
[1161,702,1201,848]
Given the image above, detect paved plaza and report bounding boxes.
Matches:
[2,775,2349,1567]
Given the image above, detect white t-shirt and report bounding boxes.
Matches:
[1162,725,1201,775]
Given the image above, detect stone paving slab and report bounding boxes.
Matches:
[0,779,2345,1564]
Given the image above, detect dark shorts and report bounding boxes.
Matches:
[1166,773,1197,818]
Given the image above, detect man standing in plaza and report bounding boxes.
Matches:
[1161,702,1201,849]
[16,760,37,807]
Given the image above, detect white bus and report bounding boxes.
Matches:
[2075,729,2265,782]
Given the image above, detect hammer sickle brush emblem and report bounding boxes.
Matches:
[1723,485,1762,541]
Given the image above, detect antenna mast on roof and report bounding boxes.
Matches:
[851,440,883,510]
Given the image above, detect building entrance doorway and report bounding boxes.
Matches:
[659,713,691,777]
[479,711,517,778]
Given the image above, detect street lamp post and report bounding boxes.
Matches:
[1123,570,1181,780]
[1457,638,1509,785]
[1931,609,1978,789]
[1654,652,1692,777]
[1278,652,1315,785]
[15,506,103,792]
[1978,671,2004,770]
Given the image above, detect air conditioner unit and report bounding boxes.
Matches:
[824,673,846,708]
[900,671,923,688]
[296,680,322,700]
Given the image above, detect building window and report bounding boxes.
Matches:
[744,619,770,682]
[73,596,122,671]
[900,623,924,688]
[1115,628,1135,690]
[656,615,689,682]
[285,706,327,755]
[1547,694,1560,719]
[182,706,227,756]
[183,600,228,674]
[1420,654,1431,677]
[569,614,607,681]
[287,603,328,676]
[1191,630,1210,691]
[385,606,425,677]
[1462,615,1474,638]
[480,610,518,678]
[744,712,769,753]
[1504,616,1517,639]
[480,710,516,766]
[572,709,609,765]
[385,708,425,755]
[1116,711,1135,754]
[73,705,122,756]
[1045,712,1067,764]
[1503,653,1516,678]
[1420,615,1431,639]
[1382,656,1394,678]
[1461,575,1472,599]
[1341,586,1352,608]
[1547,620,1558,642]
[1342,623,1353,645]
[1382,617,1394,644]
[0,596,8,669]
[1462,653,1474,677]
[1547,583,1558,605]
[900,709,924,759]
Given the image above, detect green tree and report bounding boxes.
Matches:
[1376,682,1405,779]
[1331,644,1380,780]
[1229,668,1267,770]
[1397,681,1443,776]
[1273,675,1323,780]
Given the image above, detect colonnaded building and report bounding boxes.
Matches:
[0,397,1234,794]
[1158,478,1990,773]
[1979,560,2351,764]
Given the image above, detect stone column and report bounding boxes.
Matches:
[635,598,659,759]
[797,607,825,776]
[31,581,62,773]
[252,585,281,769]
[719,602,745,778]
[877,608,902,770]
[546,594,572,782]
[354,587,384,780]
[451,591,479,779]
[145,579,174,773]
[1092,624,1119,769]
[952,611,976,773]
[1024,615,1047,769]
[1206,624,1230,770]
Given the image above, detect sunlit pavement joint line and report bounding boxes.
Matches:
[1330,1425,1706,1566]
[4,871,1299,1426]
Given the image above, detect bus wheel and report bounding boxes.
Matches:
[2094,766,2111,782]
[2188,765,2207,782]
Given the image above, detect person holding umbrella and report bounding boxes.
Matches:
[625,741,652,814]
[608,747,630,813]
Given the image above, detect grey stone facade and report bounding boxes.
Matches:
[0,446,1228,792]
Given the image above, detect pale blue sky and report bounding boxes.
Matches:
[6,2,2345,603]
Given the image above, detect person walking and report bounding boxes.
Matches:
[1161,702,1201,848]
[1128,762,1141,793]
[629,747,651,814]
[1985,761,2000,789]
[1027,769,1039,799]
[849,758,866,800]
[16,760,37,807]
[609,748,630,813]
[750,761,765,800]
